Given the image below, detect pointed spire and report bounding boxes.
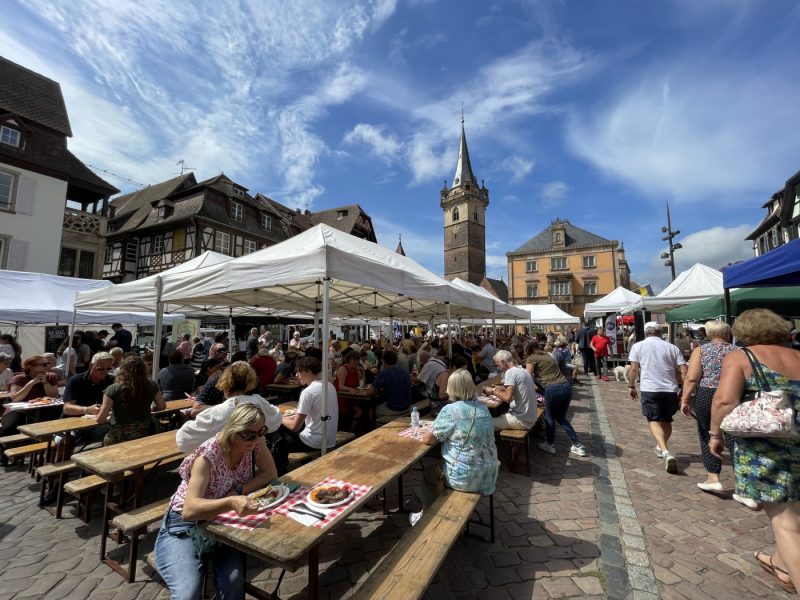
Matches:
[395,233,406,256]
[452,114,477,188]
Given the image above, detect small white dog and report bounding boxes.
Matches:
[613,365,630,382]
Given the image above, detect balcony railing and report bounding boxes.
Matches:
[63,208,107,236]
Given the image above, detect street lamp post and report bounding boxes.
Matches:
[659,203,682,282]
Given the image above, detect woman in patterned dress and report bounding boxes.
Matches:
[679,321,738,494]
[710,309,800,594]
[155,403,277,600]
[421,368,499,506]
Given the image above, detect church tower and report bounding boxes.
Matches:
[441,119,489,284]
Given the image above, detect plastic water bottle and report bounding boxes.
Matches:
[411,406,420,428]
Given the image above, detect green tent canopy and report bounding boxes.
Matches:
[665,287,800,322]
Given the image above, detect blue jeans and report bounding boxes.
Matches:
[544,382,580,446]
[154,508,245,600]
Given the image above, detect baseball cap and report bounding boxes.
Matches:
[644,321,662,331]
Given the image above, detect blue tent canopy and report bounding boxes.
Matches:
[723,239,800,288]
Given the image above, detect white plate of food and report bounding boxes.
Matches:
[306,484,354,509]
[249,484,290,511]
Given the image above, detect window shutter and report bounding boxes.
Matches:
[15,176,36,215]
[8,238,29,270]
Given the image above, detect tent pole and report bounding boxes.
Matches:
[152,277,164,381]
[321,278,331,456]
[446,303,452,359]
[724,288,732,325]
[492,301,496,344]
[68,310,77,369]
[228,307,234,354]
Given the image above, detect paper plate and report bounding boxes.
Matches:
[306,485,354,509]
[250,484,290,511]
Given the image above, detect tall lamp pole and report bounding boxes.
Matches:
[660,204,683,282]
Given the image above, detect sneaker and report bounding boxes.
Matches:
[696,481,724,492]
[664,452,678,473]
[538,441,556,454]
[733,494,761,510]
[654,445,665,458]
[570,444,587,457]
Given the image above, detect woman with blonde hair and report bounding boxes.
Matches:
[679,320,738,495]
[97,356,165,445]
[421,368,498,505]
[711,309,800,594]
[156,403,277,599]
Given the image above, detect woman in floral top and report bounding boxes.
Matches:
[711,309,800,594]
[155,403,277,600]
[421,368,498,505]
[679,320,736,495]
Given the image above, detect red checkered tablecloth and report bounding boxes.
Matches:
[397,423,431,440]
[273,477,372,528]
[210,485,302,530]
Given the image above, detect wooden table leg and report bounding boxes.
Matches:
[307,544,319,600]
[99,481,113,561]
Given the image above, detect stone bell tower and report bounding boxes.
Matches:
[440,118,489,285]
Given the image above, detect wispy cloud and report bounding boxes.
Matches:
[7,0,397,203]
[541,180,568,206]
[343,124,402,163]
[566,61,800,204]
[500,156,535,183]
[633,224,754,292]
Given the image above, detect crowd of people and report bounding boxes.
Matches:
[2,310,798,596]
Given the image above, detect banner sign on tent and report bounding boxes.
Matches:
[605,314,618,355]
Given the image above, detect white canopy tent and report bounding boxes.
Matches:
[496,304,580,326]
[619,263,724,313]
[112,224,523,453]
[0,269,185,325]
[584,286,643,318]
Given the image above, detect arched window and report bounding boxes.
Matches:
[452,207,459,221]
[555,232,562,243]
[473,210,478,222]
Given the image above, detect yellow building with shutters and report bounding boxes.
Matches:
[506,219,630,319]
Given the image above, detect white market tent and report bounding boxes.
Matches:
[450,278,531,326]
[89,224,525,452]
[619,263,724,313]
[0,269,183,325]
[497,304,580,325]
[584,286,643,318]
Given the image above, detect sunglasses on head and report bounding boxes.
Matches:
[237,426,268,442]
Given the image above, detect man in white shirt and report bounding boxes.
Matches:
[491,350,538,430]
[281,356,339,455]
[628,322,687,473]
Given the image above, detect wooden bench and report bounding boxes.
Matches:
[111,497,172,582]
[353,489,482,600]
[0,433,31,466]
[4,441,49,473]
[35,460,77,508]
[287,430,357,470]
[62,474,107,521]
[498,405,545,477]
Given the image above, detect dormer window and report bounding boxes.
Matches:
[0,126,20,148]
[156,205,173,221]
[232,187,245,198]
[231,201,243,221]
[261,214,272,231]
[336,209,348,220]
[555,232,562,243]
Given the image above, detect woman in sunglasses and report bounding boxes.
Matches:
[2,355,61,435]
[155,403,277,600]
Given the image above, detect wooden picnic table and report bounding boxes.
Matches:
[204,417,434,600]
[151,398,193,417]
[18,416,100,461]
[73,430,187,578]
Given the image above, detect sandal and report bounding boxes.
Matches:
[754,551,797,593]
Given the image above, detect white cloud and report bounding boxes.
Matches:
[343,124,403,163]
[635,224,754,292]
[500,156,535,184]
[541,181,569,206]
[5,1,396,199]
[566,63,800,204]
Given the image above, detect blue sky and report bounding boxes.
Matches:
[3,0,800,292]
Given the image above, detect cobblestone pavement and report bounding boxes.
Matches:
[0,377,791,599]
